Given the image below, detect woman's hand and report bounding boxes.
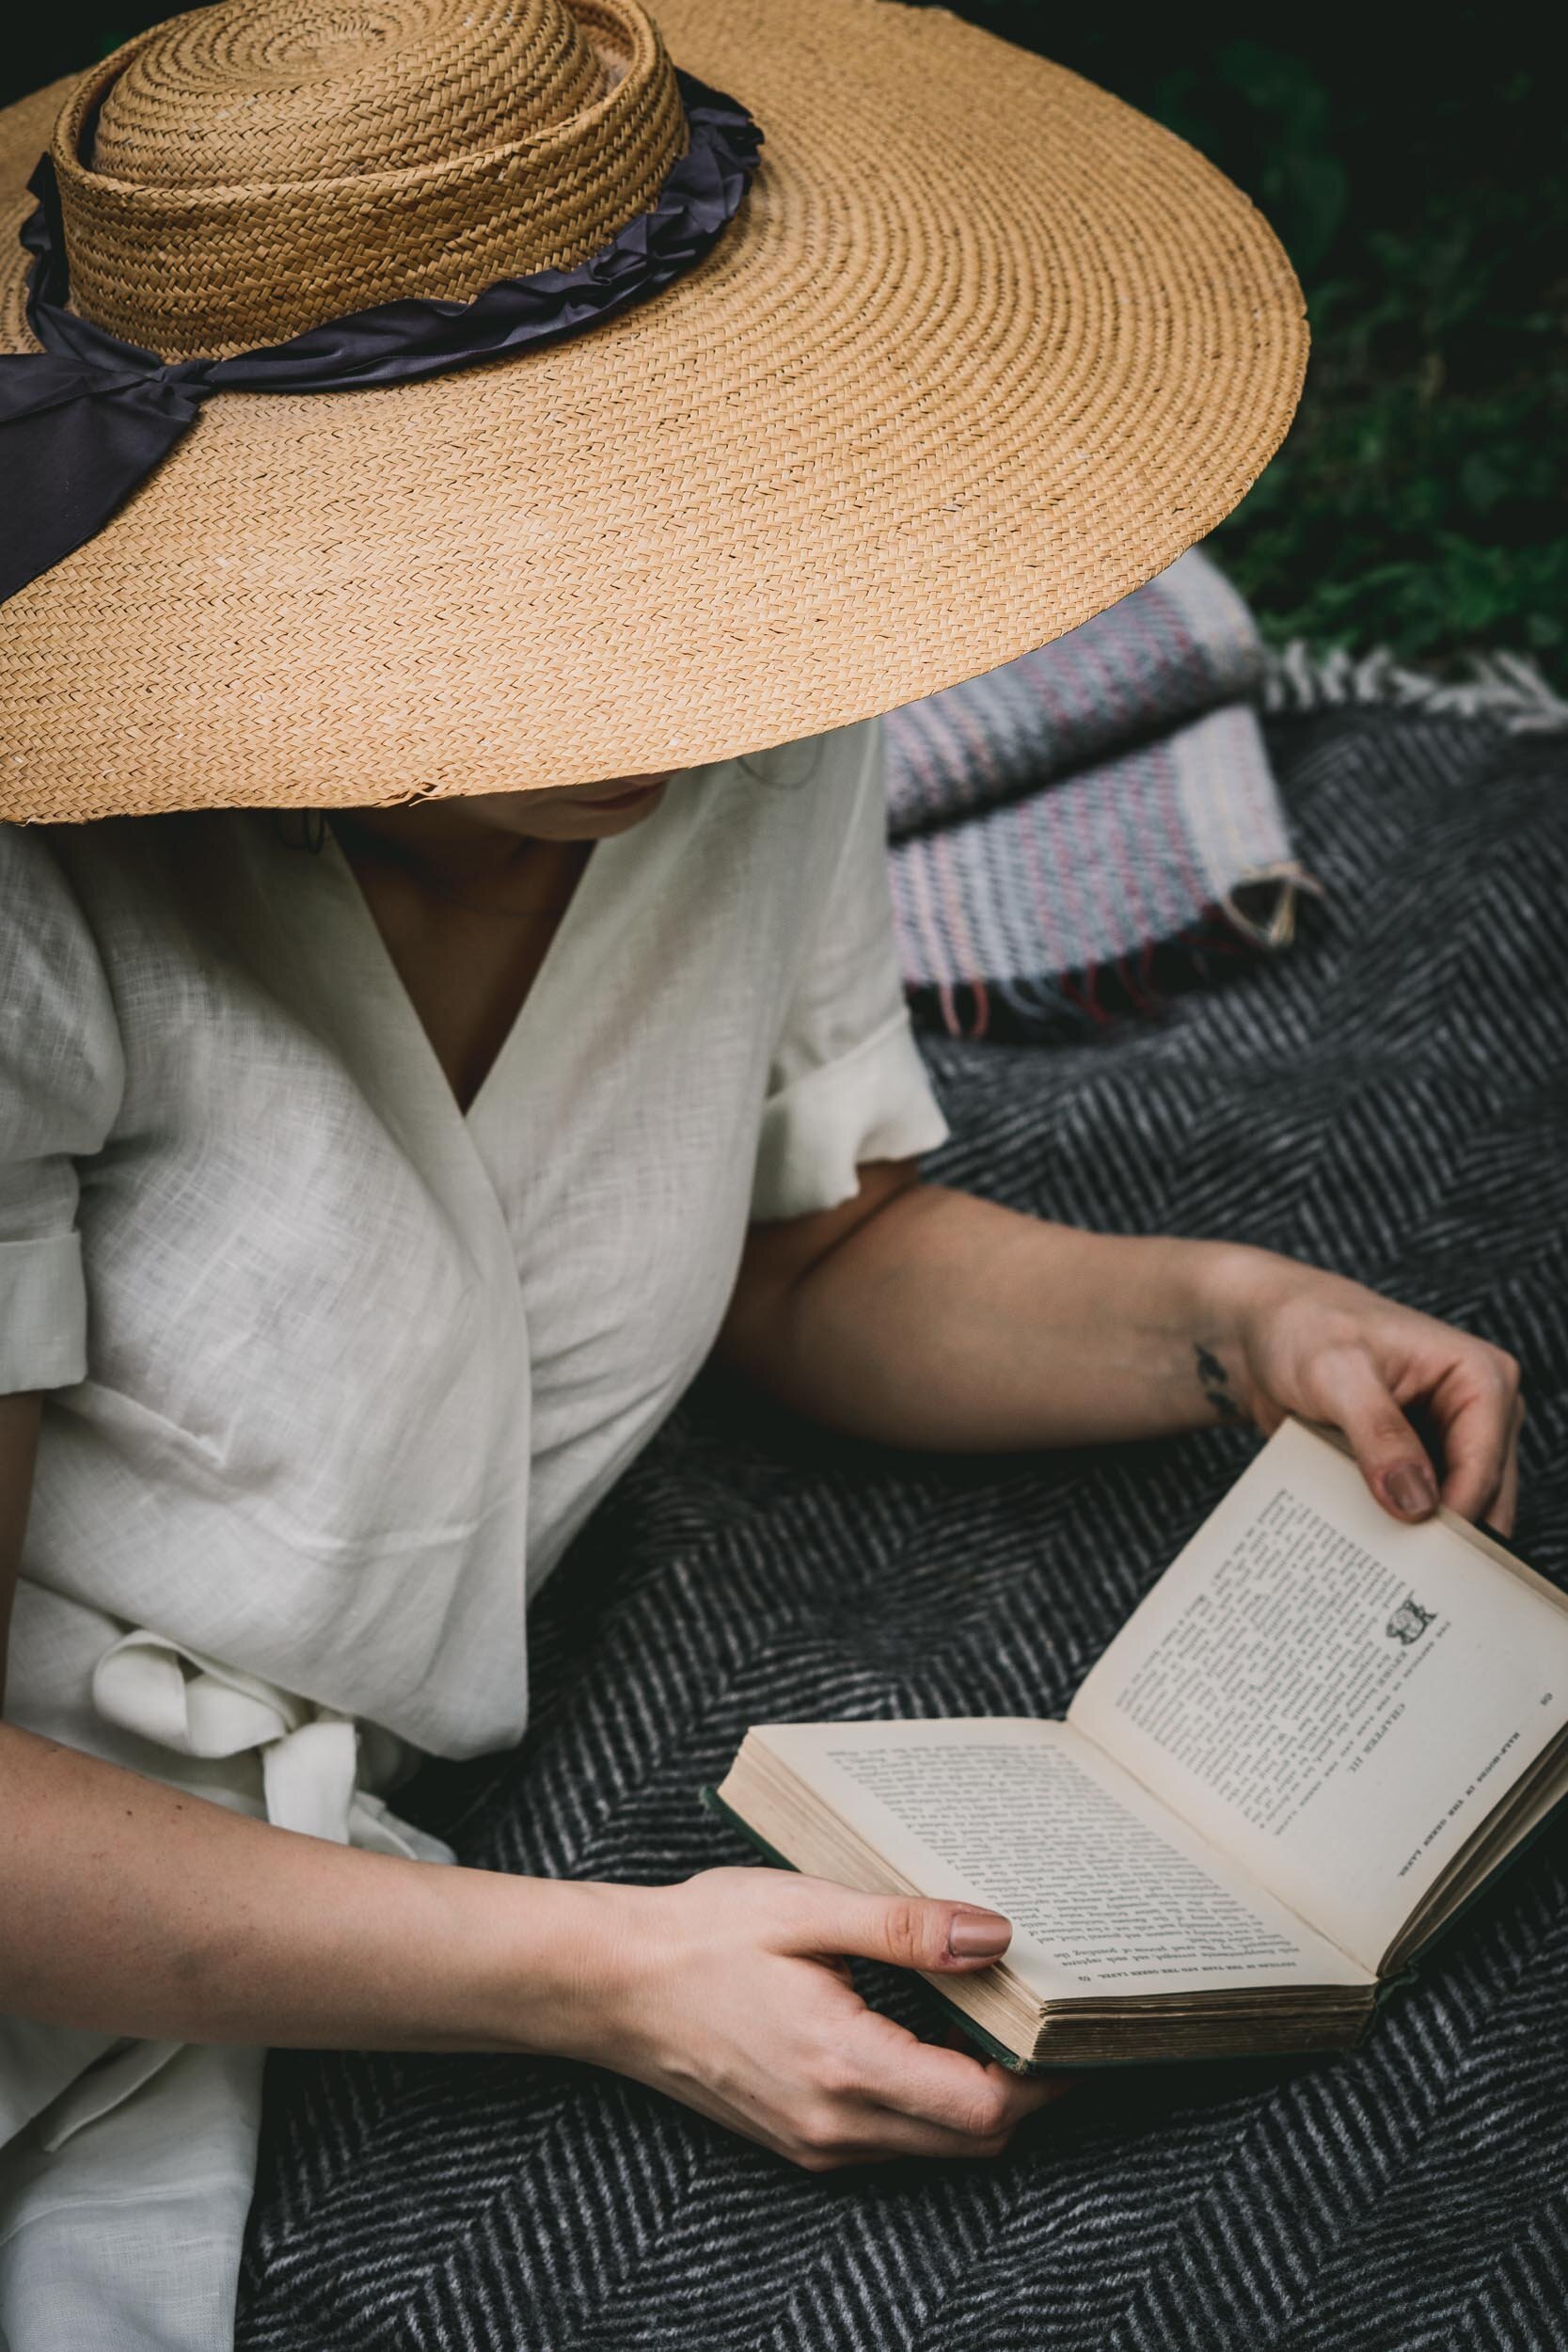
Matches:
[0,1724,1057,2157]
[553,1869,1069,2169]
[721,1170,1522,1533]
[1202,1248,1524,1533]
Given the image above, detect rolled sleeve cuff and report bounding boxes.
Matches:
[0,1232,89,1393]
[751,1012,950,1223]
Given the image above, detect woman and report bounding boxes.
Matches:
[0,0,1521,2343]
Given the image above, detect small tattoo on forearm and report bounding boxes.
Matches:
[1195,1341,1246,1424]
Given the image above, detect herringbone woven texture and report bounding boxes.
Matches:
[239,707,1568,2351]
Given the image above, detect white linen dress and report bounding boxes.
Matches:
[0,714,947,2349]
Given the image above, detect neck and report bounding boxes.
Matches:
[328,810,600,932]
[330,799,538,894]
[327,804,594,923]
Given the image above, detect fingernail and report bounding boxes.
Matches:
[949,1910,1011,1959]
[1386,1462,1438,1518]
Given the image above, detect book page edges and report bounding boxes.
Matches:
[698,1787,1370,2070]
[1386,1743,1568,1973]
[1066,1417,1568,1973]
[739,1716,1370,1996]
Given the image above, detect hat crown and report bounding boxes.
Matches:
[90,0,605,189]
[51,0,686,358]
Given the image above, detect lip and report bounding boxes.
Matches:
[574,775,671,812]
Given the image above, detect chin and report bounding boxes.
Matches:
[533,780,672,839]
[467,777,672,839]
[575,792,668,836]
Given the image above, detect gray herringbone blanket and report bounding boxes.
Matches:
[240,706,1568,2351]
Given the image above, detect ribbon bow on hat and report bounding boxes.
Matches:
[0,73,763,607]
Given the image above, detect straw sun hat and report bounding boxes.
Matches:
[0,0,1307,823]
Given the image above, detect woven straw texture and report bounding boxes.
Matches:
[52,0,686,352]
[0,0,1307,823]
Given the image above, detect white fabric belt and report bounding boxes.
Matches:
[90,1627,455,1862]
[28,1629,456,2156]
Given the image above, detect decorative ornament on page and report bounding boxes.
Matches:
[1386,1597,1436,1646]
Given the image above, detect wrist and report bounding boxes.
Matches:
[1187,1241,1294,1336]
[1178,1241,1298,1423]
[436,1867,661,2059]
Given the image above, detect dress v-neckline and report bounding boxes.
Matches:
[318,819,618,1134]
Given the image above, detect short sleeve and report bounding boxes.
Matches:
[751,716,949,1222]
[0,826,125,1393]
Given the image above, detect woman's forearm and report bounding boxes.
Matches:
[0,1722,1073,2171]
[0,1721,621,2054]
[724,1182,1248,1450]
[5,1406,615,2057]
[721,1174,1521,1530]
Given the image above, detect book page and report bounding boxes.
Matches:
[1070,1420,1568,1970]
[751,1718,1370,1999]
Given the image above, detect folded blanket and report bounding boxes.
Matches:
[886,550,1312,1040]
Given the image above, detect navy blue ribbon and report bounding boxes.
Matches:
[0,70,762,605]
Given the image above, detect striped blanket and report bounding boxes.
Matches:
[240,701,1568,2352]
[886,552,1308,1041]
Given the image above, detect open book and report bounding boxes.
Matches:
[706,1418,1568,2066]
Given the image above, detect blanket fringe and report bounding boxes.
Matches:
[1261,641,1568,734]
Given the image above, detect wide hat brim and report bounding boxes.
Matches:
[0,0,1307,822]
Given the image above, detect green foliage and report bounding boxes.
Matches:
[1193,49,1566,672]
[959,5,1567,680]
